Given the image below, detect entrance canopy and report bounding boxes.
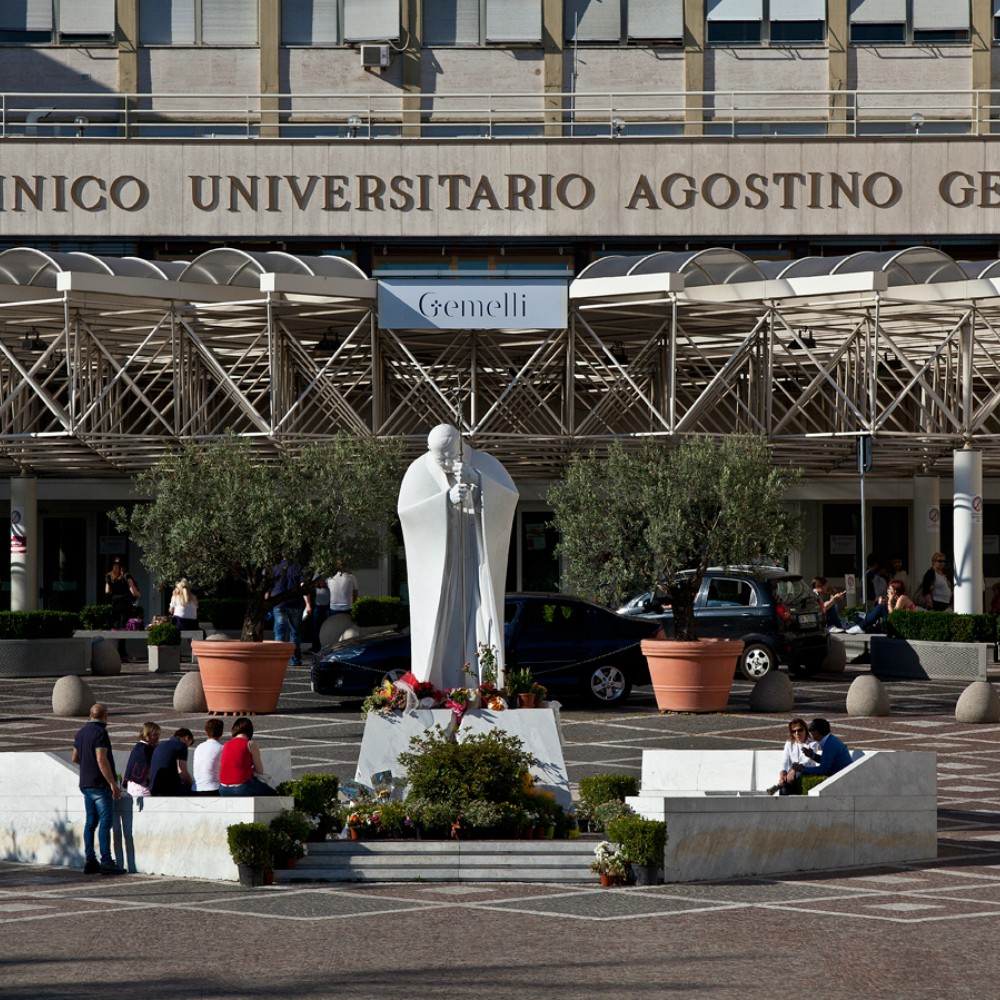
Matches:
[571,247,1000,476]
[3,244,1000,479]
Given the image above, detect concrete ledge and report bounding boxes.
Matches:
[74,630,205,662]
[870,636,991,681]
[0,749,293,880]
[0,637,91,678]
[626,749,937,882]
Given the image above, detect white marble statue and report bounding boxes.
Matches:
[398,424,519,689]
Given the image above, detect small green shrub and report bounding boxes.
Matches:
[0,611,80,640]
[405,796,458,837]
[800,775,827,795]
[578,774,640,812]
[351,596,409,628]
[605,814,668,867]
[593,799,634,833]
[377,800,413,837]
[398,727,536,810]
[269,809,315,863]
[275,773,340,839]
[146,622,181,646]
[226,822,271,868]
[197,598,246,629]
[78,605,115,630]
[887,609,996,643]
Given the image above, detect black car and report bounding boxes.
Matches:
[617,567,829,680]
[311,593,660,707]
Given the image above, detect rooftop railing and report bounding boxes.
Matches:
[0,89,996,140]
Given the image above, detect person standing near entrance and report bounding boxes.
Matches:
[920,552,953,610]
[105,556,140,628]
[328,563,359,616]
[71,703,125,875]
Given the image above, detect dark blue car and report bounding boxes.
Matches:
[311,593,660,707]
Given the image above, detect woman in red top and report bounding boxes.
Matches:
[218,717,277,796]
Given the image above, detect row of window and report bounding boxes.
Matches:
[0,1,991,48]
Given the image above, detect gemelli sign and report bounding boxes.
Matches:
[378,280,568,330]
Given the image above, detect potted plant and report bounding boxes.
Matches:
[275,773,341,841]
[589,840,628,887]
[269,809,315,868]
[549,435,802,712]
[606,814,668,886]
[146,621,182,674]
[505,666,538,707]
[226,821,272,887]
[113,433,400,713]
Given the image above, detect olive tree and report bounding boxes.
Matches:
[114,433,402,641]
[548,435,802,642]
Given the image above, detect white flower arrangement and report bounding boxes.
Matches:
[589,839,628,877]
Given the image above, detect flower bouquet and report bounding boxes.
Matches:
[361,679,408,719]
[346,800,383,838]
[589,840,628,886]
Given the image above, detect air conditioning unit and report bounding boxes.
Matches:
[360,44,391,71]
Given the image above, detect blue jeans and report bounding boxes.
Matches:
[219,777,277,797]
[273,605,303,664]
[82,787,114,866]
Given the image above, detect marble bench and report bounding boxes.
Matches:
[626,748,937,882]
[0,749,293,881]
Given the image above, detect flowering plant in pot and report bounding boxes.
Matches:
[589,840,628,886]
[113,433,401,713]
[549,435,802,712]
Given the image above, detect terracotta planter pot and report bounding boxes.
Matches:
[192,640,294,714]
[599,874,624,887]
[641,637,745,713]
[517,692,537,708]
[350,828,361,840]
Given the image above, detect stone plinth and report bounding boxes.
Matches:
[355,707,571,810]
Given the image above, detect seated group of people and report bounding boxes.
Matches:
[122,716,277,798]
[767,717,852,796]
[813,576,915,635]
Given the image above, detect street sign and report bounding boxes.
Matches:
[857,434,873,474]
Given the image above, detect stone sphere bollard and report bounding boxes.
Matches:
[846,674,891,717]
[748,670,794,713]
[955,681,1000,724]
[90,639,122,676]
[340,625,361,641]
[822,636,848,675]
[52,675,95,717]
[173,671,208,713]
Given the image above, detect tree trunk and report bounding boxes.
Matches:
[242,593,268,642]
[669,579,700,642]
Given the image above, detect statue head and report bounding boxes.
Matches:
[427,424,463,471]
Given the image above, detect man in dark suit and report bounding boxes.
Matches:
[792,718,852,779]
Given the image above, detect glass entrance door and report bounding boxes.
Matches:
[43,516,87,612]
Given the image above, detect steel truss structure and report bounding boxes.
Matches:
[2,246,1000,481]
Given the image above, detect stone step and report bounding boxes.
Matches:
[276,838,597,883]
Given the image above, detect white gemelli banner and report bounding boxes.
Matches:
[378,280,568,330]
[4,139,1000,239]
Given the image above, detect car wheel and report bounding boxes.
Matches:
[739,643,777,681]
[584,664,632,706]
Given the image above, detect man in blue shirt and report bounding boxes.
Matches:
[792,718,853,778]
[71,703,125,875]
[268,557,312,666]
[149,728,195,796]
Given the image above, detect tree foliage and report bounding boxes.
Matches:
[113,433,402,640]
[548,435,802,641]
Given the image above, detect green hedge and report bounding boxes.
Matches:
[606,814,668,866]
[78,605,116,630]
[0,611,80,640]
[578,774,640,813]
[352,596,409,628]
[887,609,996,643]
[197,598,245,629]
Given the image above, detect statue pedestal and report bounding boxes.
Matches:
[355,707,571,811]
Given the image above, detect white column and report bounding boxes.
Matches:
[953,449,983,614]
[912,474,940,595]
[10,476,38,611]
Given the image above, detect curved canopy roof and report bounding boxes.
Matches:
[0,246,367,289]
[574,246,983,291]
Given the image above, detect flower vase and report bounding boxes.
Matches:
[350,828,361,840]
[517,692,537,708]
[599,874,623,888]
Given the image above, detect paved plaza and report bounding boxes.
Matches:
[3,660,1000,998]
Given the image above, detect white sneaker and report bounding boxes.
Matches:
[846,625,864,634]
[828,626,844,633]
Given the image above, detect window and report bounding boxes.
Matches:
[344,0,400,42]
[282,0,339,45]
[425,0,540,45]
[707,0,825,47]
[849,0,970,46]
[139,0,258,45]
[0,0,116,44]
[564,0,683,43]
